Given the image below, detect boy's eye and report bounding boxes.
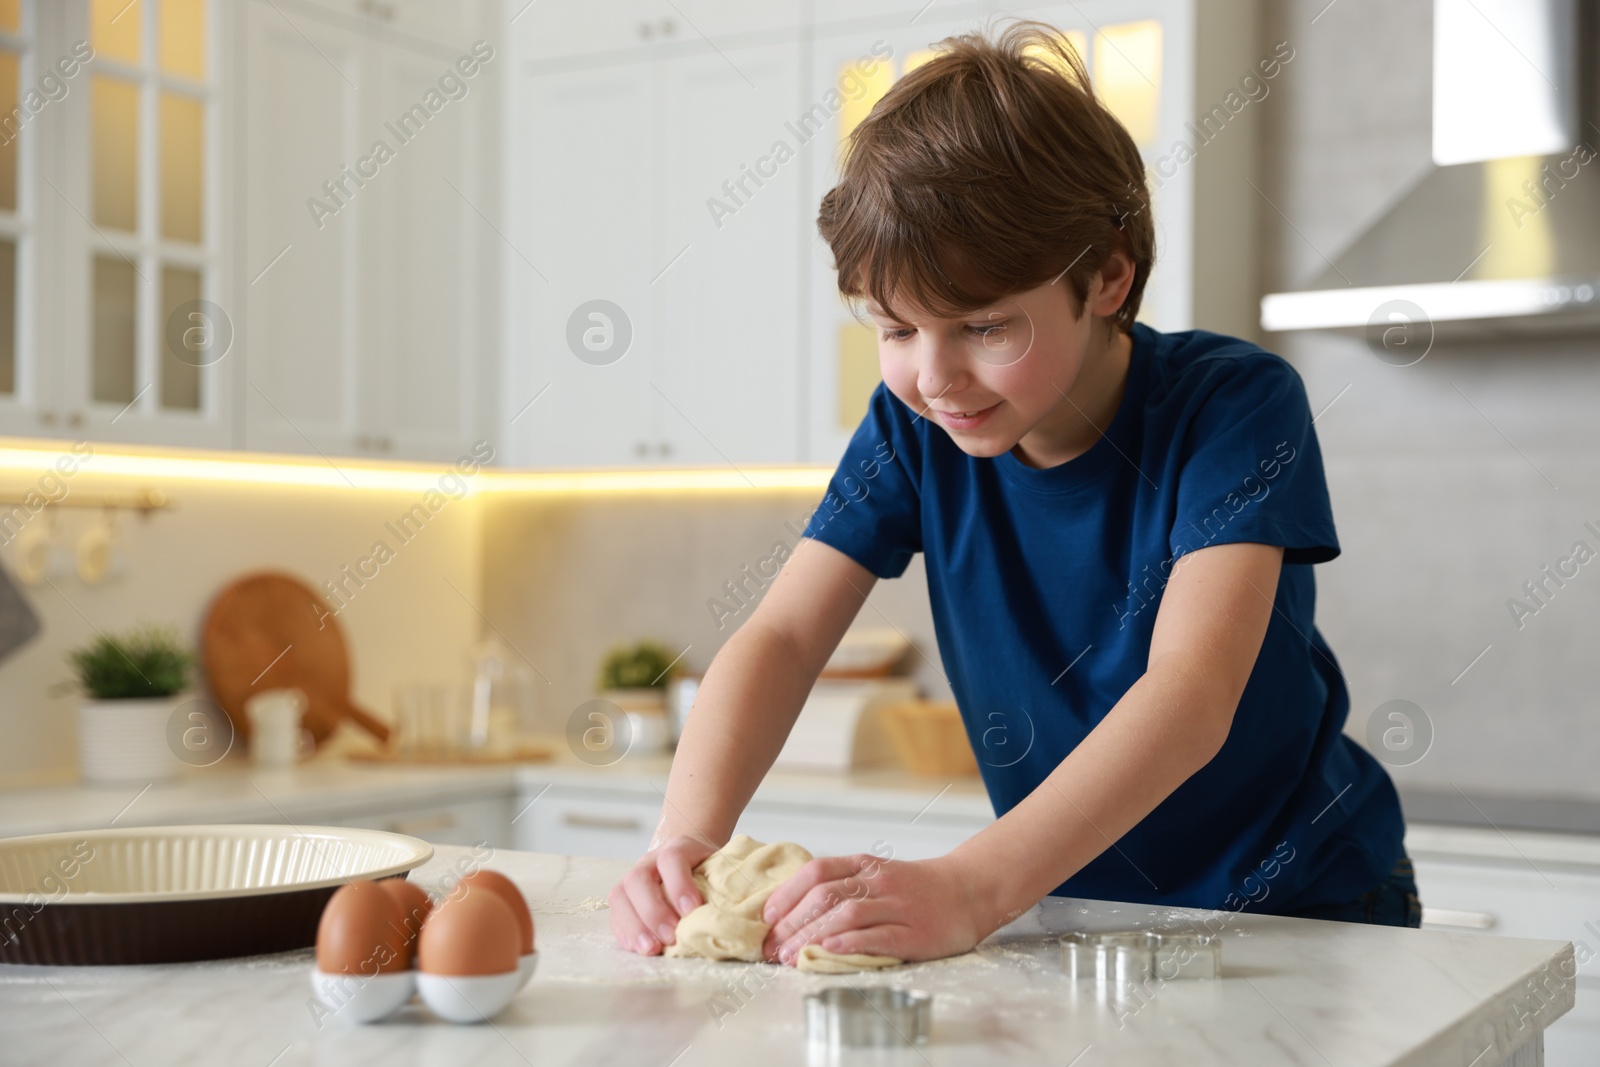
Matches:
[879,327,914,342]
[970,321,1007,338]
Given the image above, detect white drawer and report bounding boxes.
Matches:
[512,784,989,865]
[734,809,984,862]
[519,789,662,860]
[1411,856,1600,980]
[330,795,515,849]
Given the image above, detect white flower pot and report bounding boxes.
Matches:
[599,688,669,754]
[599,687,666,715]
[77,697,185,786]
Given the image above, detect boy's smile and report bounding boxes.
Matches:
[866,250,1137,470]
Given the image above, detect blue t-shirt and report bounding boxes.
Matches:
[802,322,1405,913]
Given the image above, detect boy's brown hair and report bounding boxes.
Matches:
[817,19,1155,334]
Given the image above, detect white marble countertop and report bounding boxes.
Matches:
[0,844,1575,1066]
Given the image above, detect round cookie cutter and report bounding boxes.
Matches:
[804,985,932,1051]
[1059,929,1221,984]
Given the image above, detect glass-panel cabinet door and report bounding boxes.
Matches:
[69,0,226,446]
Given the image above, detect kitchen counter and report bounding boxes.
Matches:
[1398,786,1600,837]
[0,843,1575,1066]
[0,739,993,840]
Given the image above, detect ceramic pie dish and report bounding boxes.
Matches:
[0,824,433,965]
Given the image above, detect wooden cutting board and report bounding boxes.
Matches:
[201,571,390,748]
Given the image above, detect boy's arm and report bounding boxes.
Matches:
[952,540,1284,927]
[609,537,876,954]
[657,537,876,844]
[761,540,1283,963]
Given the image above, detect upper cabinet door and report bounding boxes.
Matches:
[506,0,809,470]
[506,60,657,468]
[241,1,366,457]
[0,0,49,440]
[649,39,804,468]
[358,39,490,463]
[49,0,234,449]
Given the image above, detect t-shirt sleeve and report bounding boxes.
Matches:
[1168,352,1340,566]
[802,382,924,579]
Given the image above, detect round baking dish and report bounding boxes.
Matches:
[0,824,433,965]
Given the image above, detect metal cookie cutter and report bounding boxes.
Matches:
[804,986,932,1051]
[1060,929,1221,985]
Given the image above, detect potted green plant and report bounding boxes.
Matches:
[68,624,194,785]
[596,640,679,753]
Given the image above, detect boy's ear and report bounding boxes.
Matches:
[1088,246,1136,320]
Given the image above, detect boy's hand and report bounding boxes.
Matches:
[759,853,1002,966]
[609,835,718,956]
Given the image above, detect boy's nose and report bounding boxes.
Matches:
[917,341,968,401]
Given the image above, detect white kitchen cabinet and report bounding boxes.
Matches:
[1408,824,1600,1067]
[2,0,237,448]
[357,40,488,462]
[513,0,805,64]
[505,60,657,468]
[735,807,980,862]
[241,5,368,458]
[242,0,490,462]
[301,0,483,52]
[646,41,804,467]
[328,792,516,848]
[516,786,660,859]
[506,26,804,468]
[512,780,985,863]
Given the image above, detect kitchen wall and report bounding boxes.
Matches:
[0,456,484,785]
[480,491,948,736]
[1262,0,1600,800]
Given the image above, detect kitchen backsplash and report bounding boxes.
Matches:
[0,470,484,784]
[479,491,949,737]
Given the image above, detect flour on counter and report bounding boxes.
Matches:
[540,896,609,914]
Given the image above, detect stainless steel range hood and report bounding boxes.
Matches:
[1261,0,1600,338]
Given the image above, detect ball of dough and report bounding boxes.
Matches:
[661,835,902,974]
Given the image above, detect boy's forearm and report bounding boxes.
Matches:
[651,620,821,848]
[948,658,1234,929]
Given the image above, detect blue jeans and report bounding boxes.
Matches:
[1282,853,1423,928]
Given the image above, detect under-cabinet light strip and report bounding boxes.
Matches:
[0,439,833,494]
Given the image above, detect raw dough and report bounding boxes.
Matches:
[662,835,902,973]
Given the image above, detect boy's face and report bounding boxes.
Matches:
[866,263,1129,461]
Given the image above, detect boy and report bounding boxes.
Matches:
[609,20,1418,966]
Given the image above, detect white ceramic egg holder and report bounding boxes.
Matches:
[312,950,536,1024]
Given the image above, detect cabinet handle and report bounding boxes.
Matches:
[659,441,672,456]
[1421,907,1496,930]
[380,436,393,452]
[386,813,460,837]
[67,412,85,427]
[39,411,56,425]
[634,441,648,456]
[561,812,644,832]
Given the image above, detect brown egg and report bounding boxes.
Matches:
[418,886,519,977]
[315,880,407,976]
[458,869,534,954]
[377,876,433,967]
